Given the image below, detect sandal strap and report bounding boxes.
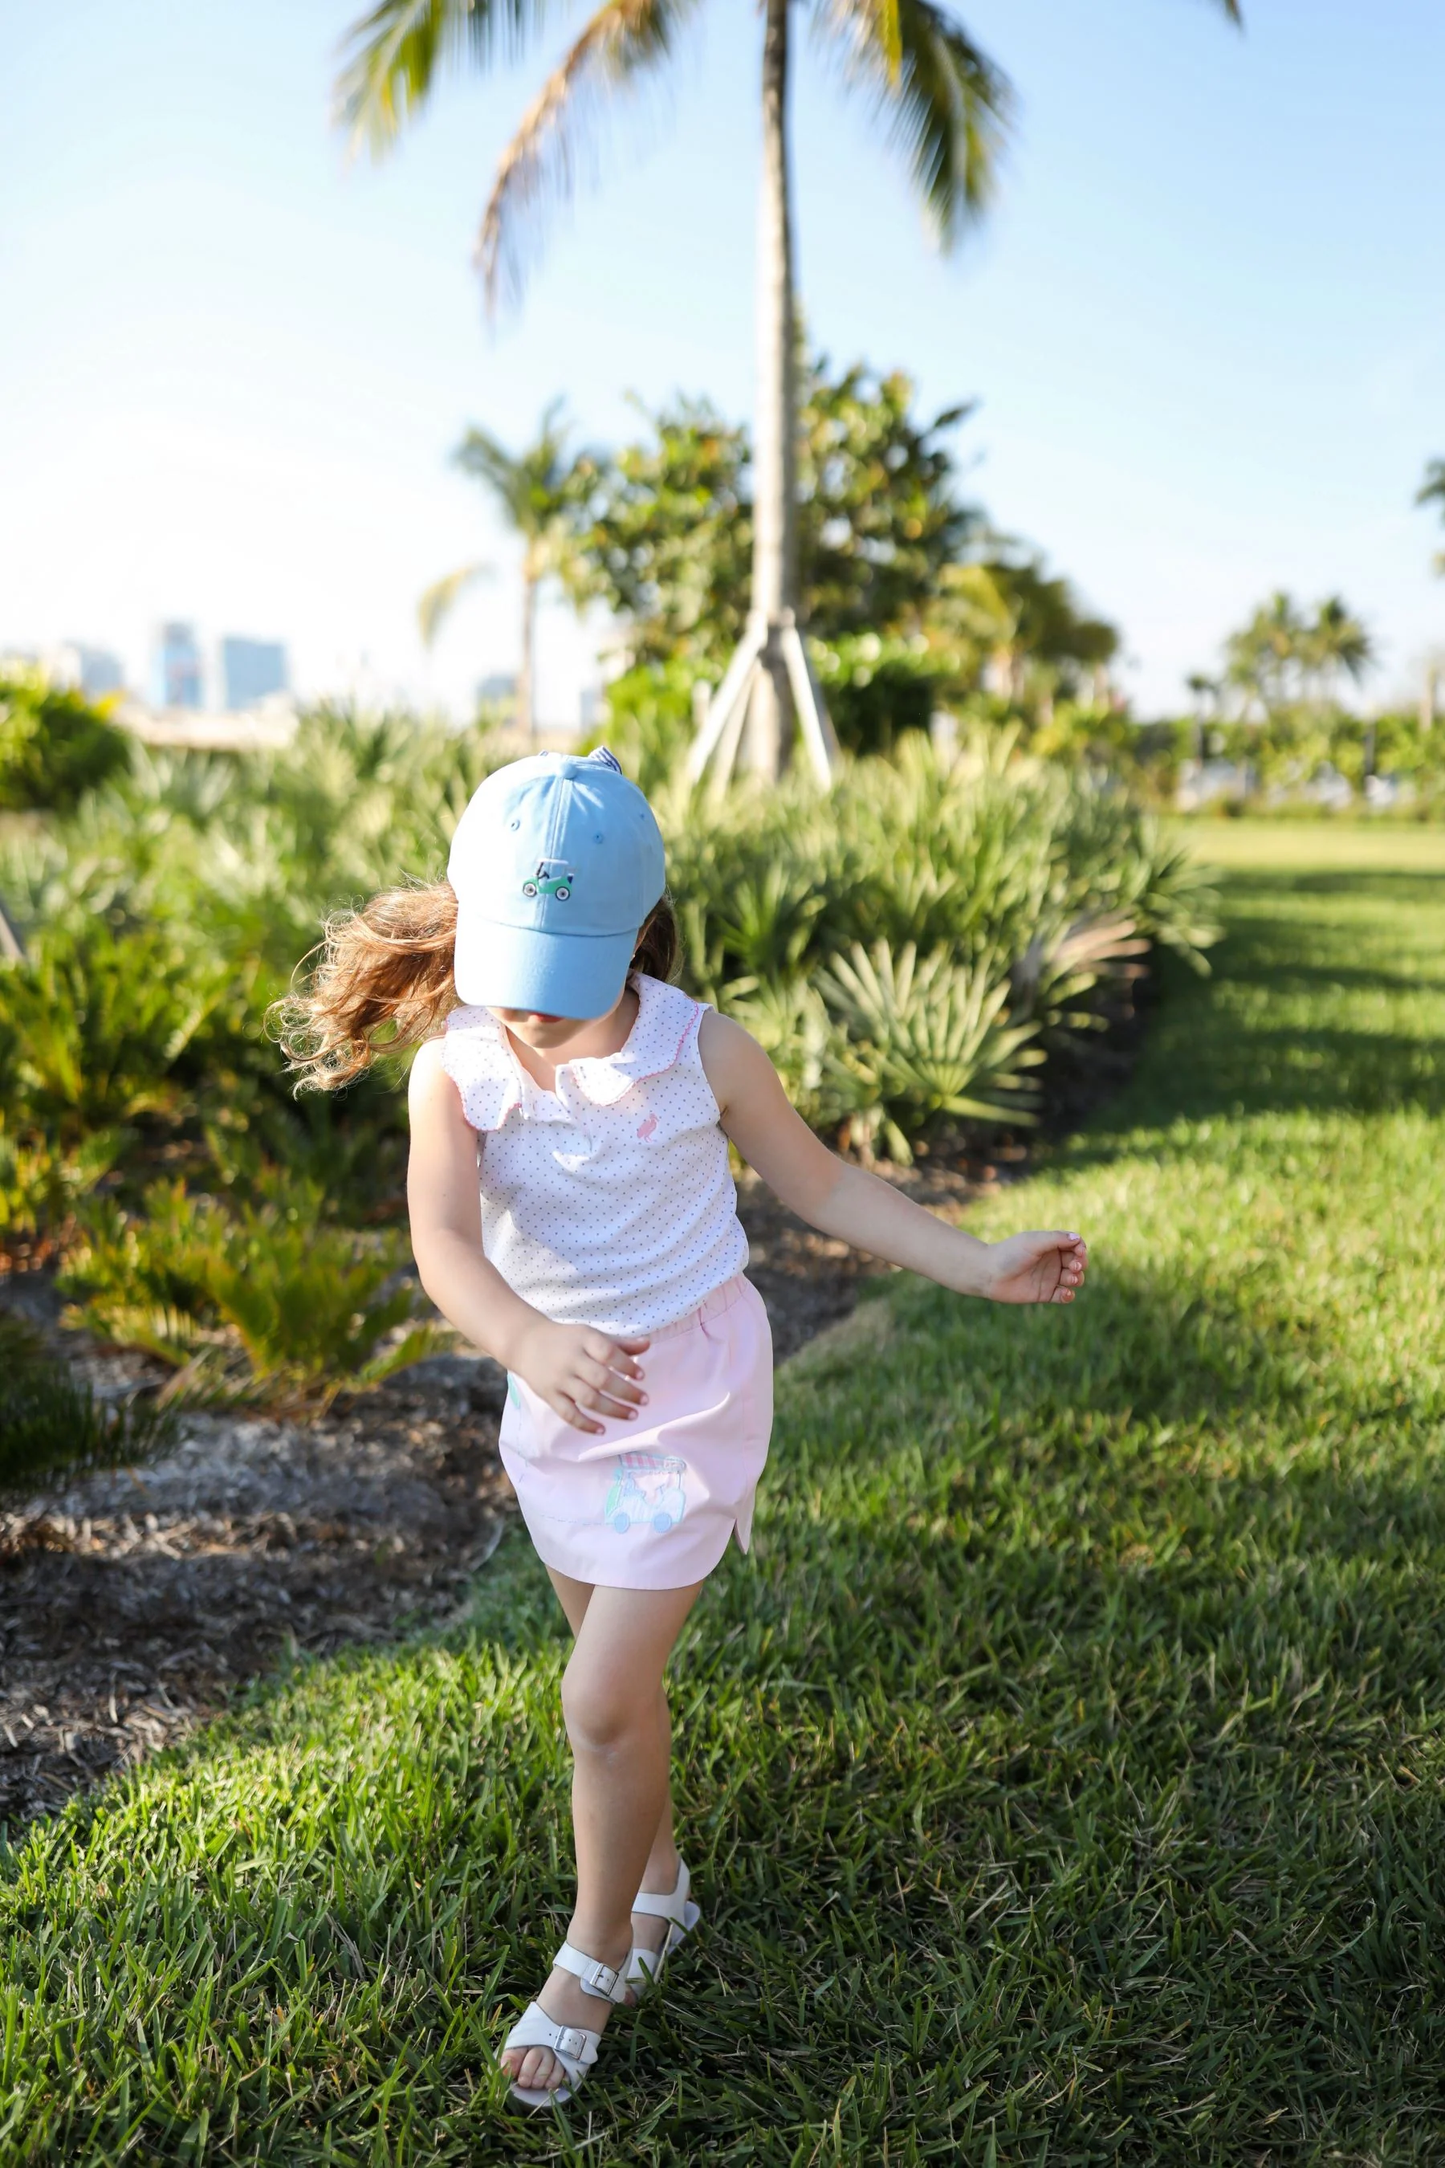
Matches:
[552,1940,631,2003]
[504,2000,600,2074]
[631,1858,692,1927]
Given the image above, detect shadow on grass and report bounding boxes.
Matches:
[1072,884,1445,1136]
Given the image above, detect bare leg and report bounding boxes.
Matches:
[546,1569,683,1961]
[502,1576,702,2097]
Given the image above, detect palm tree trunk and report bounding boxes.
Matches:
[740,0,798,778]
[517,561,537,743]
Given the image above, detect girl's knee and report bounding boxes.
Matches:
[561,1659,658,1754]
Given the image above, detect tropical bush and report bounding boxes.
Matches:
[0,671,131,815]
[662,731,1215,1157]
[60,1177,445,1410]
[0,1312,177,1500]
[1118,707,1445,812]
[1,700,1216,1406]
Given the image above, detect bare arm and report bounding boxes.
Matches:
[406,1039,650,1432]
[698,1010,1087,1305]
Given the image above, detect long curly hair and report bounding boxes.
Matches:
[272,883,679,1092]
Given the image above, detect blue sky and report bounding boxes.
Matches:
[3,0,1442,719]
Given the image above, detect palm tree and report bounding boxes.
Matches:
[1224,590,1306,717]
[1300,595,1372,708]
[1418,459,1445,575]
[341,0,1242,779]
[418,400,587,741]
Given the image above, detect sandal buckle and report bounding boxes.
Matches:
[582,1958,617,1996]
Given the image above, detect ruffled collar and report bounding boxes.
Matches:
[442,974,699,1131]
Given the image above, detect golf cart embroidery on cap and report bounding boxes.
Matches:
[522,861,575,900]
[604,1452,689,1534]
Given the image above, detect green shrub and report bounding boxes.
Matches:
[0,1312,177,1501]
[0,671,131,814]
[0,1125,129,1260]
[659,736,1218,1159]
[0,922,239,1150]
[810,631,951,754]
[1,703,1222,1394]
[60,1177,447,1410]
[585,660,697,796]
[816,941,1043,1161]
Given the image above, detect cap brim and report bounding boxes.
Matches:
[453,917,637,1020]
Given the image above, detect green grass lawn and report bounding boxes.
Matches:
[4,821,1445,2166]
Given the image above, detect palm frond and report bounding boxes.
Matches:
[418,562,493,644]
[453,398,571,523]
[337,0,554,154]
[453,427,527,511]
[477,0,704,308]
[811,0,1014,246]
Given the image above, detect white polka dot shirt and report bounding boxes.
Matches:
[441,975,750,1337]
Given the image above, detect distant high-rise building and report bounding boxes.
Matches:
[68,643,125,697]
[153,622,203,709]
[220,636,288,710]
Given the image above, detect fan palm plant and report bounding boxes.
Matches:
[338,0,1242,781]
[1225,590,1307,716]
[1300,595,1373,708]
[418,399,589,740]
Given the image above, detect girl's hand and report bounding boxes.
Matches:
[512,1319,651,1434]
[983,1231,1089,1305]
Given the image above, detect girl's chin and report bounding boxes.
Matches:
[493,1008,566,1030]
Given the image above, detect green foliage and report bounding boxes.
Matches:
[2,826,1442,2161]
[1128,705,1445,812]
[810,630,951,754]
[664,735,1217,1159]
[583,658,697,795]
[0,705,498,1253]
[60,1177,445,1410]
[573,360,1117,744]
[816,940,1044,1160]
[0,672,131,815]
[796,360,978,638]
[1212,589,1375,718]
[0,1311,177,1501]
[0,922,239,1149]
[573,360,981,670]
[0,1127,129,1258]
[0,700,1216,1407]
[571,399,752,672]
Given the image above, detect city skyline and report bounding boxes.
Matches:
[6,624,294,716]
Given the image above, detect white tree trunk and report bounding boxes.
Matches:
[685,0,839,789]
[517,563,537,742]
[740,0,798,779]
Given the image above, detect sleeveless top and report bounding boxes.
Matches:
[440,974,750,1337]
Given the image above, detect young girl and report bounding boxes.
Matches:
[282,747,1087,2109]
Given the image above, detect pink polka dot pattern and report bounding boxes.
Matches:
[440,975,750,1337]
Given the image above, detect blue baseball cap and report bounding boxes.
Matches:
[447,747,666,1018]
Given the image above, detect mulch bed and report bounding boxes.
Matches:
[0,996,1146,1833]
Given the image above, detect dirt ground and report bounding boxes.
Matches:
[0,1014,1141,1831]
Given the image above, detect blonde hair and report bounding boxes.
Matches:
[273,880,679,1091]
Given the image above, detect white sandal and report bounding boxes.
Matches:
[502,1940,633,2108]
[627,1857,702,1988]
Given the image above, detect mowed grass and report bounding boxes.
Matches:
[4,822,1445,2166]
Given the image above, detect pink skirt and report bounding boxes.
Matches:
[498,1275,774,1590]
